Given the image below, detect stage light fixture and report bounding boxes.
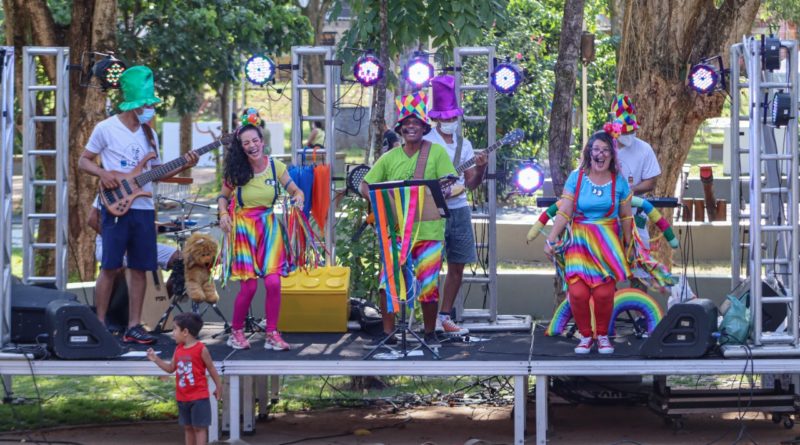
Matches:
[687,64,718,95]
[402,54,434,89]
[514,161,545,195]
[91,55,126,90]
[353,53,384,87]
[491,62,524,95]
[771,92,792,127]
[762,35,781,71]
[245,54,276,86]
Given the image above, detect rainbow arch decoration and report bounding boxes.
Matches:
[527,197,679,249]
[545,287,664,336]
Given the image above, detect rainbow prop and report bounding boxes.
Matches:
[370,186,424,313]
[527,198,678,249]
[545,287,664,336]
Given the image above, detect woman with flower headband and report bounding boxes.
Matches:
[544,128,633,355]
[217,109,304,351]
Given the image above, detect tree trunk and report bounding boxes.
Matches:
[547,0,585,198]
[219,81,231,179]
[608,0,625,68]
[366,0,389,165]
[617,0,761,268]
[302,0,333,139]
[179,112,193,178]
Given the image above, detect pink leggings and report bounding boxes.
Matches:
[568,278,616,337]
[232,274,281,331]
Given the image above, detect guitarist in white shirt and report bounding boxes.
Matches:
[423,75,487,337]
[78,66,198,344]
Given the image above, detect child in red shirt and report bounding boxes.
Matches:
[147,312,222,445]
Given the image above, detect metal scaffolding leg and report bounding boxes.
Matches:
[289,46,338,264]
[725,38,800,357]
[453,47,530,332]
[21,47,69,289]
[1,47,14,346]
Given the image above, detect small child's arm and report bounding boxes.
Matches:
[146,348,176,374]
[201,346,222,400]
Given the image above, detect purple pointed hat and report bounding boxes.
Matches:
[428,75,463,120]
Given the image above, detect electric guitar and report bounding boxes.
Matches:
[349,128,525,241]
[99,134,233,216]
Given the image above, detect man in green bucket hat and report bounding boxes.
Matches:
[78,65,199,345]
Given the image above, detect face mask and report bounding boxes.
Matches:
[137,107,156,124]
[617,134,634,147]
[438,121,458,135]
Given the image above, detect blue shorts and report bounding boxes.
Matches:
[100,208,157,271]
[444,206,477,264]
[177,398,212,427]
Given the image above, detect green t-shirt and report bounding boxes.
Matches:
[363,143,456,241]
[235,158,288,208]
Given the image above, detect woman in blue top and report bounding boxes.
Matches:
[545,130,633,355]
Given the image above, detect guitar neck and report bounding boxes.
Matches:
[454,139,503,175]
[134,140,222,187]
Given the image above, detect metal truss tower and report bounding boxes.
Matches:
[21,47,69,289]
[1,47,14,345]
[453,46,530,331]
[727,37,800,357]
[289,46,338,264]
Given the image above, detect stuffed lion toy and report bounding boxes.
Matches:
[182,233,220,304]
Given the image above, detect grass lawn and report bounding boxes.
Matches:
[687,130,724,177]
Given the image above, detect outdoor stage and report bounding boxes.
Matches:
[1,324,798,444]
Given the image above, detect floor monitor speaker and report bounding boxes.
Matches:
[640,298,718,358]
[45,300,122,359]
[11,284,78,343]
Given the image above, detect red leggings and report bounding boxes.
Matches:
[568,279,616,337]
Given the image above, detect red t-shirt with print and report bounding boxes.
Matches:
[174,342,210,402]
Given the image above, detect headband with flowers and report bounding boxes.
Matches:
[602,119,624,140]
[240,107,263,127]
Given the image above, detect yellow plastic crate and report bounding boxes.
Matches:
[277,266,351,333]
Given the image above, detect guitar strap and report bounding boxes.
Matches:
[453,131,463,175]
[413,141,431,180]
[141,123,158,155]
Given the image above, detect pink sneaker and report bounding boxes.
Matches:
[264,331,290,351]
[227,329,250,350]
[597,335,615,354]
[574,336,594,354]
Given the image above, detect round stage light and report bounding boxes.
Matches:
[245,54,276,86]
[491,62,524,95]
[515,161,545,195]
[353,53,384,87]
[92,56,126,90]
[771,92,792,127]
[688,63,718,94]
[403,56,434,89]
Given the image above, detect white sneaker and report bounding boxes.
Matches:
[596,335,615,354]
[574,337,594,354]
[438,316,469,335]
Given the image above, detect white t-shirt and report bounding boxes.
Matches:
[616,135,660,246]
[86,115,162,210]
[616,135,660,188]
[423,129,474,209]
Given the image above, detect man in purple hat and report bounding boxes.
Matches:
[424,75,488,337]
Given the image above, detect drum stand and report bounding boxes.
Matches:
[152,195,230,335]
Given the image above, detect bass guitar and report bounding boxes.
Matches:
[99,134,233,216]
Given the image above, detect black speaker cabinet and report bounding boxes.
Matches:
[45,300,122,360]
[640,298,718,358]
[11,283,78,343]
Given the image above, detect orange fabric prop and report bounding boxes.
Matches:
[312,162,331,233]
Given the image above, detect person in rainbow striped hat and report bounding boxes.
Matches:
[359,91,457,349]
[543,129,634,355]
[609,94,661,248]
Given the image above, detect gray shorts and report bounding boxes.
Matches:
[444,206,477,264]
[177,398,212,427]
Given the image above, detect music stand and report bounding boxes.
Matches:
[364,180,449,360]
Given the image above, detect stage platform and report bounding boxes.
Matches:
[1,324,798,445]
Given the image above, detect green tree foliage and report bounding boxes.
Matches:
[334,196,380,301]
[461,0,616,195]
[117,0,312,115]
[762,0,800,27]
[332,0,508,81]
